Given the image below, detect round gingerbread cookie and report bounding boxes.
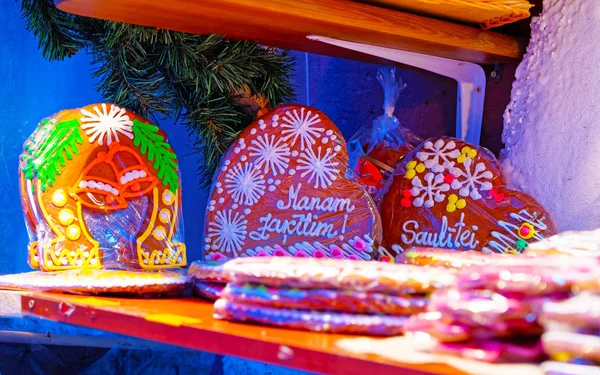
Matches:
[203,104,382,260]
[19,104,186,271]
[0,269,191,297]
[379,137,557,257]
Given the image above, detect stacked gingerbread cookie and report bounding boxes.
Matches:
[405,256,596,362]
[213,257,455,335]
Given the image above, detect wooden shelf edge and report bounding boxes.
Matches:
[11,291,475,375]
[55,0,523,64]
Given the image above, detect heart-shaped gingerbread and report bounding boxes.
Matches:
[379,137,557,256]
[203,105,382,261]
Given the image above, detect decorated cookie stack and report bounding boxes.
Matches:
[0,103,191,296]
[213,257,456,335]
[405,254,597,363]
[378,137,557,258]
[203,104,382,261]
[188,260,230,301]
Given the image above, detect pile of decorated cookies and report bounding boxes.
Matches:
[1,98,598,374]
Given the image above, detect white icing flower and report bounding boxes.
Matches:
[280,107,324,149]
[207,210,248,256]
[297,146,340,189]
[417,139,461,173]
[411,172,450,208]
[224,162,266,206]
[453,157,493,200]
[80,104,133,146]
[247,133,291,176]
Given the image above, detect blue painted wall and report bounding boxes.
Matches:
[0,3,461,274]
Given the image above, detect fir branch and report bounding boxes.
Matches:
[132,119,180,191]
[21,0,296,188]
[25,119,83,191]
[21,0,85,61]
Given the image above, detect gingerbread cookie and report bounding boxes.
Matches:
[222,283,429,315]
[203,105,381,260]
[194,281,226,301]
[378,137,557,257]
[213,298,408,336]
[222,257,456,293]
[0,269,191,297]
[19,104,186,271]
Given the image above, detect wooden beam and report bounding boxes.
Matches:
[55,0,523,64]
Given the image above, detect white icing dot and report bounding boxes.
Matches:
[234,148,241,154]
[274,180,281,186]
[240,143,246,149]
[326,130,333,136]
[211,245,218,250]
[330,135,337,141]
[69,251,76,257]
[221,166,227,171]
[268,185,276,192]
[272,115,280,121]
[334,145,342,152]
[145,251,150,257]
[239,138,245,144]
[62,259,68,265]
[84,251,89,258]
[291,150,299,157]
[217,188,224,194]
[205,237,211,243]
[79,181,87,189]
[267,178,274,184]
[250,128,257,135]
[289,169,296,176]
[232,204,239,209]
[90,258,98,265]
[272,122,278,127]
[154,259,159,264]
[321,137,329,144]
[473,225,479,231]
[209,206,215,211]
[143,259,149,264]
[218,197,225,204]
[339,235,345,241]
[244,208,251,215]
[54,250,61,257]
[241,155,247,161]
[209,200,216,205]
[165,258,171,264]
[259,121,266,129]
[76,260,83,266]
[225,160,231,165]
[178,257,183,263]
[204,245,210,250]
[216,182,222,187]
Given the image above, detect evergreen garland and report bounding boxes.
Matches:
[21,0,295,188]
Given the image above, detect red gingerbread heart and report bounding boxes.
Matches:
[203,105,382,260]
[379,137,557,257]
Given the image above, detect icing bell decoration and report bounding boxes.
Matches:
[378,137,557,257]
[19,104,186,271]
[203,104,382,260]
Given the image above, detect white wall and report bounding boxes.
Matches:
[502,0,600,231]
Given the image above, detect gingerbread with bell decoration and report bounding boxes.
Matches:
[379,137,557,257]
[19,103,186,272]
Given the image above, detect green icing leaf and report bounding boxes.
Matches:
[24,118,82,191]
[132,119,179,191]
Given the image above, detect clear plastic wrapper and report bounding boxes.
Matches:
[377,136,557,258]
[456,263,592,297]
[542,332,600,365]
[194,281,226,301]
[427,288,559,328]
[188,259,230,282]
[222,256,456,293]
[541,361,600,375]
[19,103,186,272]
[202,104,382,261]
[222,283,429,315]
[397,247,518,268]
[540,294,600,333]
[432,339,545,363]
[0,269,191,297]
[213,298,408,336]
[347,67,420,198]
[526,229,600,258]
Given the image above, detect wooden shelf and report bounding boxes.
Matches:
[55,0,523,64]
[2,291,543,375]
